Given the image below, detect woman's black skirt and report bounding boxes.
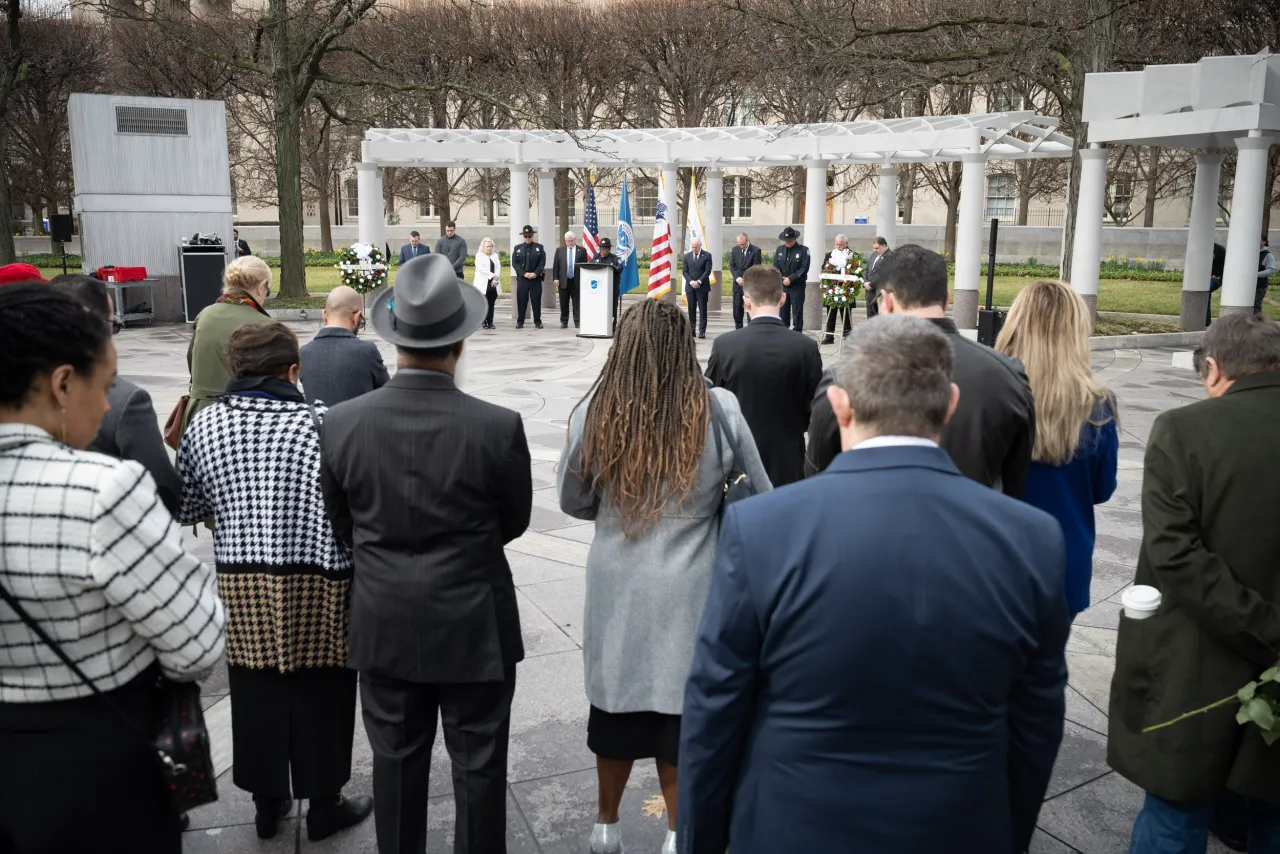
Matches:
[587,705,681,766]
[228,665,357,799]
[0,665,181,854]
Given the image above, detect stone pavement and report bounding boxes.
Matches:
[108,306,1227,853]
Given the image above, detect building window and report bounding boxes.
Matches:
[986,85,1021,113]
[494,197,509,219]
[1109,172,1134,221]
[305,202,316,218]
[984,174,1016,221]
[722,177,752,223]
[417,195,439,219]
[345,179,359,218]
[230,195,237,215]
[556,180,577,222]
[634,179,658,222]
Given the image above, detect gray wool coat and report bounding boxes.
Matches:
[557,386,772,716]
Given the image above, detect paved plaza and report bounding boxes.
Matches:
[110,303,1228,854]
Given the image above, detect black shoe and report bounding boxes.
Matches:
[253,796,293,840]
[307,794,374,842]
[516,323,524,329]
[535,321,544,329]
[179,813,190,832]
[698,332,706,339]
[560,321,568,328]
[821,335,835,345]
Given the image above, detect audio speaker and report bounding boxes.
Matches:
[49,214,74,243]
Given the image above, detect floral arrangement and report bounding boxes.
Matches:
[335,243,388,294]
[821,250,865,310]
[1145,665,1280,746]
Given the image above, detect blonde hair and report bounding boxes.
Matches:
[223,256,271,295]
[479,236,495,254]
[995,280,1117,465]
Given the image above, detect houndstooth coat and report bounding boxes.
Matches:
[177,394,353,673]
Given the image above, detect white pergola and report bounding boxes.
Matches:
[1076,50,1280,327]
[356,112,1074,328]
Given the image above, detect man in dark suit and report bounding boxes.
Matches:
[52,275,182,515]
[683,237,713,338]
[773,226,811,332]
[511,224,546,329]
[865,236,892,318]
[805,245,1035,496]
[299,285,389,407]
[320,254,532,854]
[397,231,430,265]
[706,266,821,487]
[728,232,762,329]
[233,228,251,258]
[1109,312,1280,850]
[680,315,1069,854]
[552,230,589,329]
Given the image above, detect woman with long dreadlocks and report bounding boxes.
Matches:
[557,298,771,854]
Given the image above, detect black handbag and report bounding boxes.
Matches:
[0,581,218,813]
[709,392,757,513]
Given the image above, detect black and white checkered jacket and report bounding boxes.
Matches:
[0,425,227,703]
[177,394,353,672]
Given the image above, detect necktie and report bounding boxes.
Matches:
[568,249,574,279]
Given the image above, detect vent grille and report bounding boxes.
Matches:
[115,105,188,136]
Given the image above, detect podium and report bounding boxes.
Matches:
[180,243,229,323]
[578,262,615,338]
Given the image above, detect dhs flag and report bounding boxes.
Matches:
[616,176,640,300]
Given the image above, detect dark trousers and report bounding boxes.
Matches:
[779,284,806,331]
[732,286,746,328]
[0,666,181,854]
[516,277,541,324]
[361,667,517,854]
[686,284,709,334]
[1207,276,1222,326]
[485,285,498,326]
[559,280,580,326]
[1255,278,1270,315]
[866,286,880,319]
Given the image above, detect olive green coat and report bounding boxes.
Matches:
[181,299,270,435]
[1108,372,1280,804]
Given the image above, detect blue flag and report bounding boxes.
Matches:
[616,176,640,299]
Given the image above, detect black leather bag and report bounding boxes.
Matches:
[709,392,757,514]
[0,582,218,813]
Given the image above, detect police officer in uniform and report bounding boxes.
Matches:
[591,237,625,325]
[512,224,546,329]
[774,226,811,332]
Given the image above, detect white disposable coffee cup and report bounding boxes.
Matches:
[1122,585,1161,620]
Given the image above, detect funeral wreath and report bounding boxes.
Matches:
[336,243,388,294]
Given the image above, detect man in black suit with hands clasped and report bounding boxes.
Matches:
[684,237,713,338]
[729,232,762,329]
[706,265,822,487]
[553,230,590,329]
[865,236,893,318]
[320,254,533,854]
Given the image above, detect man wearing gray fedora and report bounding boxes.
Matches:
[319,253,533,854]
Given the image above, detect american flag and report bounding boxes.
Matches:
[647,199,672,299]
[581,180,600,258]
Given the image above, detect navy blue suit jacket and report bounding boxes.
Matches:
[678,445,1070,854]
[398,243,430,264]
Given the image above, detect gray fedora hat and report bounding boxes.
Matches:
[370,254,486,348]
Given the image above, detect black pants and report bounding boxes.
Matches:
[485,285,498,326]
[779,284,806,331]
[228,665,356,800]
[823,306,853,340]
[1255,278,1269,315]
[686,284,709,334]
[866,286,880,319]
[361,668,517,854]
[559,280,580,326]
[1207,276,1221,326]
[732,286,746,328]
[0,666,181,854]
[516,277,541,324]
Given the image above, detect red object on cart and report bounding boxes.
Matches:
[98,266,147,283]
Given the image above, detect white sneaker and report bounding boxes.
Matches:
[589,822,624,854]
[661,829,676,854]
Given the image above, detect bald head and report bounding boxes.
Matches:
[323,285,365,332]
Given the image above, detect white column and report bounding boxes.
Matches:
[1180,152,1224,330]
[876,165,898,249]
[508,164,529,320]
[356,163,385,252]
[537,168,557,311]
[803,159,829,330]
[952,152,988,330]
[661,163,678,302]
[1221,136,1273,315]
[1069,146,1109,322]
[705,168,724,313]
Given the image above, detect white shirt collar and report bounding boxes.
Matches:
[850,435,939,451]
[750,309,782,319]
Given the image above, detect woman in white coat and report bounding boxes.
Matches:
[473,236,502,329]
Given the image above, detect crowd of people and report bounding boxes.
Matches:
[0,238,1277,854]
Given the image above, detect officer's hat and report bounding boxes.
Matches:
[521,225,536,236]
[599,237,612,249]
[779,226,800,241]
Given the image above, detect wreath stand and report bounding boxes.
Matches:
[820,272,862,351]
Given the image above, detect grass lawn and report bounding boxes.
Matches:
[35,266,1280,322]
